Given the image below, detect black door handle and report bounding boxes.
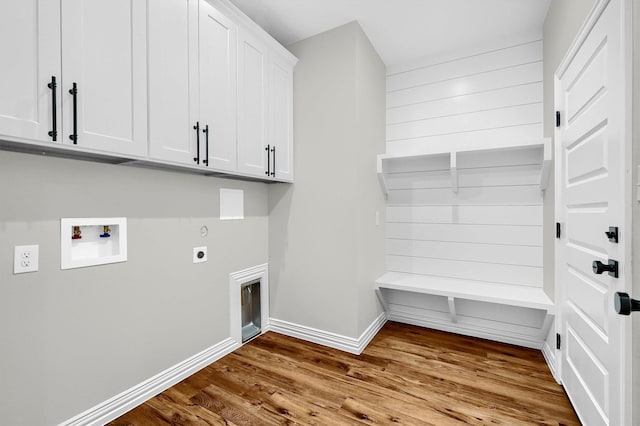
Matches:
[592,260,619,278]
[193,122,200,164]
[68,82,78,144]
[271,145,276,177]
[614,292,640,315]
[202,125,209,166]
[47,76,57,141]
[265,144,270,176]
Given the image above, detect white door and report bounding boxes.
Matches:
[199,1,237,171]
[61,0,148,156]
[0,0,61,143]
[148,0,199,165]
[270,55,295,182]
[237,30,269,178]
[555,0,632,424]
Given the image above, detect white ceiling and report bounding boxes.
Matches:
[227,0,552,67]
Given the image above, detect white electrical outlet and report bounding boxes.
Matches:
[14,244,39,274]
[193,246,207,263]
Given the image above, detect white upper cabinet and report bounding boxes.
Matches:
[148,0,238,171]
[61,0,148,157]
[199,2,237,172]
[0,0,148,157]
[270,54,295,182]
[0,0,61,143]
[237,29,296,181]
[1,0,294,182]
[237,29,269,178]
[148,0,199,165]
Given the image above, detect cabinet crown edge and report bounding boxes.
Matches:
[207,0,298,66]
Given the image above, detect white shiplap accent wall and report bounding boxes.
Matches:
[385,147,544,288]
[382,40,549,348]
[386,40,543,154]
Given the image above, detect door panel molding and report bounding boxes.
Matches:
[554,0,632,424]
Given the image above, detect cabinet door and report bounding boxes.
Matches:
[61,0,147,157]
[270,55,295,182]
[0,0,61,143]
[237,30,269,178]
[148,0,199,165]
[199,1,237,171]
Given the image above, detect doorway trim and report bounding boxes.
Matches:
[553,0,633,423]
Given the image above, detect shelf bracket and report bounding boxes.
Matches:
[539,138,552,192]
[377,156,388,199]
[447,296,457,322]
[450,152,458,193]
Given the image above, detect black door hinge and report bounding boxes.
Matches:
[556,111,561,127]
[556,222,561,239]
[556,333,561,350]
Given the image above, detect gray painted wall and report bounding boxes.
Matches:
[542,0,597,298]
[354,27,387,333]
[0,151,268,425]
[269,21,386,339]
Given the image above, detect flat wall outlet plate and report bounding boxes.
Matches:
[14,244,39,274]
[193,246,207,263]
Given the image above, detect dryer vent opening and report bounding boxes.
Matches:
[241,280,261,342]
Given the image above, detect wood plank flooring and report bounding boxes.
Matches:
[110,322,579,425]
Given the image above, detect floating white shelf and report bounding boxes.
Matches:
[377,138,552,196]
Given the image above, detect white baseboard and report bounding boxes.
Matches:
[542,339,560,383]
[60,338,239,426]
[387,312,543,349]
[357,313,388,353]
[268,312,387,355]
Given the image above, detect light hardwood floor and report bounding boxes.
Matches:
[110,322,579,425]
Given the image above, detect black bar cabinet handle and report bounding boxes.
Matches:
[203,125,209,166]
[68,82,78,144]
[193,121,200,164]
[47,76,57,141]
[265,144,270,176]
[271,146,276,177]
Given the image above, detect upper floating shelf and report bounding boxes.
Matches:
[377,138,552,196]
